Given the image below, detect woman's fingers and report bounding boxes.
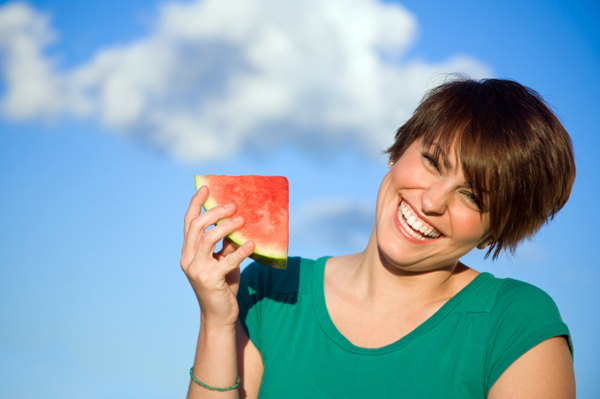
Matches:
[215,240,253,295]
[182,212,246,277]
[222,240,255,274]
[193,216,244,259]
[184,186,208,237]
[214,238,238,261]
[181,202,237,263]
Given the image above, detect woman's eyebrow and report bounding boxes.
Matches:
[430,143,454,170]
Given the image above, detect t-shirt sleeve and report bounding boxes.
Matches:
[485,279,572,394]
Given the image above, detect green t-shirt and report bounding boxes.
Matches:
[238,257,572,398]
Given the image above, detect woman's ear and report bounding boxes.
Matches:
[388,159,395,169]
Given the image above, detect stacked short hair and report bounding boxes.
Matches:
[386,77,576,259]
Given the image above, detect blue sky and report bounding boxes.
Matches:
[1,0,598,397]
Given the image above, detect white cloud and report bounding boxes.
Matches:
[0,0,491,162]
[0,2,61,119]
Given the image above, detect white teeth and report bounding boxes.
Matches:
[413,220,423,231]
[398,200,441,239]
[399,215,428,241]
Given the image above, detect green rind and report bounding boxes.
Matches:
[224,237,287,269]
[194,175,208,191]
[195,175,288,269]
[227,230,287,259]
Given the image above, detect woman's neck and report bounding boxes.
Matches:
[325,230,479,314]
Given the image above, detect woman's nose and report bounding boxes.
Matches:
[421,182,448,216]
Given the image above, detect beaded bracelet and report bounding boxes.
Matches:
[189,367,241,392]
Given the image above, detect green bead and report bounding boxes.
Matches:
[189,367,241,392]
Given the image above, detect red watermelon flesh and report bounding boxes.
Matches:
[194,175,288,269]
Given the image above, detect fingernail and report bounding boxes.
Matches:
[224,203,232,209]
[233,216,241,222]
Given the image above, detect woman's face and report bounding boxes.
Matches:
[375,138,490,272]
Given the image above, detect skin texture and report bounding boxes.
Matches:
[181,140,575,398]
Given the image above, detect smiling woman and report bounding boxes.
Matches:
[386,78,575,260]
[375,138,491,272]
[180,77,576,399]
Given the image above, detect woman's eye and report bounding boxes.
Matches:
[463,192,481,208]
[422,153,440,171]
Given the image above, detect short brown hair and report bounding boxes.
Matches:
[386,77,576,259]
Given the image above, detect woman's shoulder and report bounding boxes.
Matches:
[458,272,561,315]
[482,275,563,318]
[477,275,573,392]
[471,273,572,353]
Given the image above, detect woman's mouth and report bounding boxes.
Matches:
[398,200,441,241]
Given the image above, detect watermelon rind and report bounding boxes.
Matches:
[224,237,287,270]
[194,175,288,269]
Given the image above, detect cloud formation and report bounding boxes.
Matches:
[0,0,491,162]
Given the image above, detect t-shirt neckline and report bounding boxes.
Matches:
[312,256,493,355]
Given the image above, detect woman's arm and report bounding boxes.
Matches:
[187,321,239,399]
[236,321,264,399]
[487,337,575,399]
[185,306,264,399]
[181,186,260,399]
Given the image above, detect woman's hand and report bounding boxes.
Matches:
[181,185,255,328]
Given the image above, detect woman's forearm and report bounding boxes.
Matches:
[187,319,239,399]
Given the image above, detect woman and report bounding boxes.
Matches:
[180,78,576,398]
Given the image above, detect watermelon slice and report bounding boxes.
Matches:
[194,175,288,269]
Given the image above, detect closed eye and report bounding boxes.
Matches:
[422,152,441,172]
[461,191,481,209]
